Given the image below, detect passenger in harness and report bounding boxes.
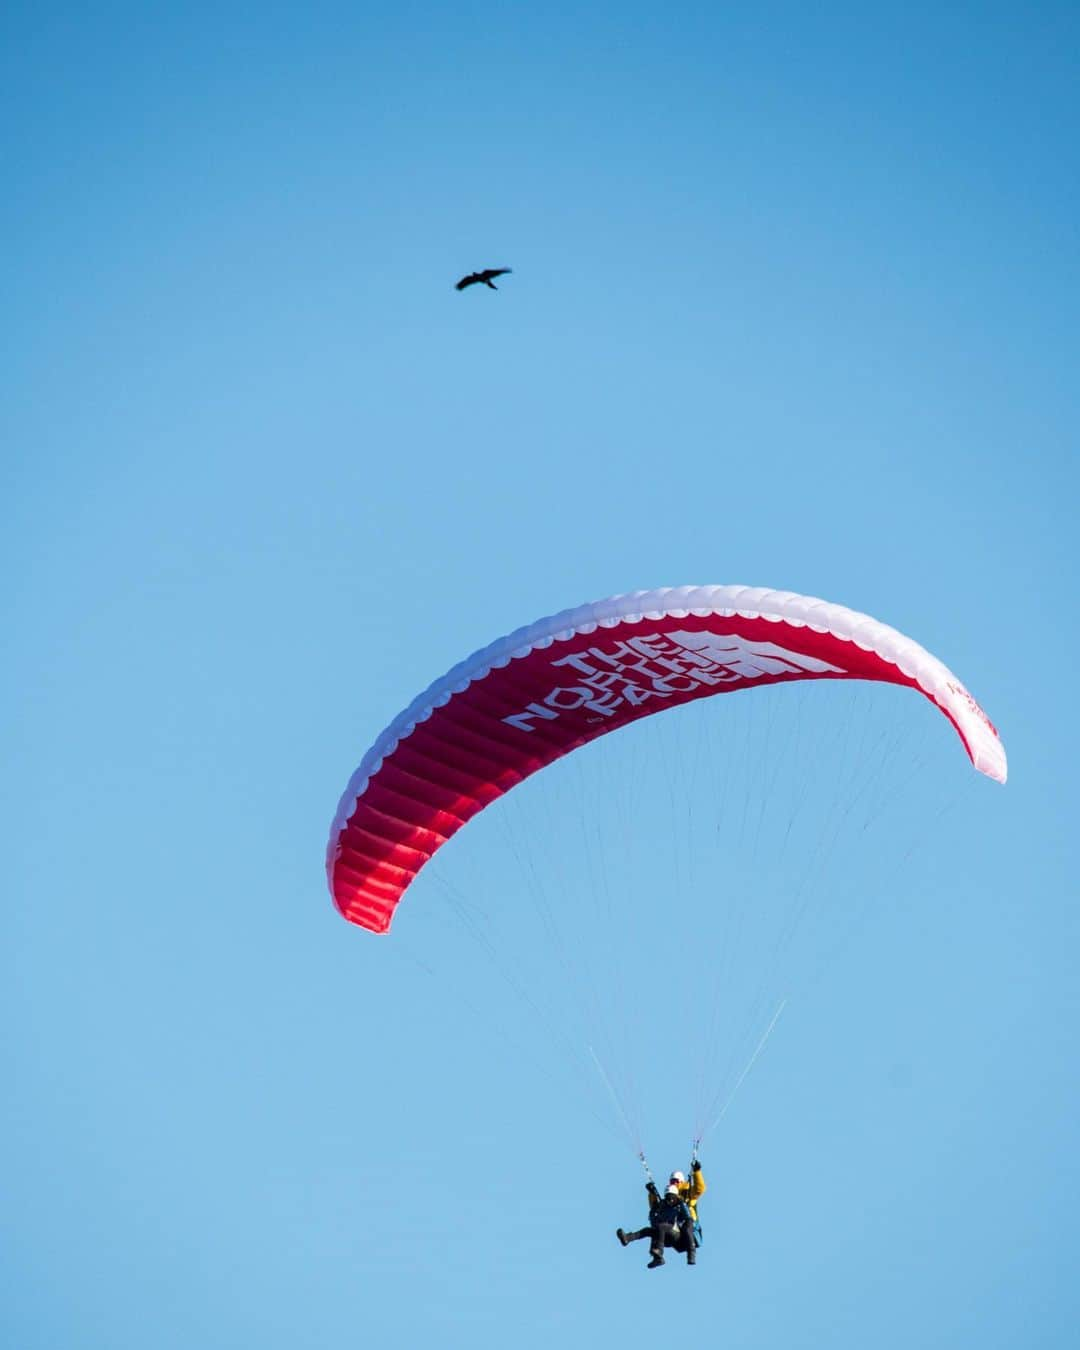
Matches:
[616,1160,706,1268]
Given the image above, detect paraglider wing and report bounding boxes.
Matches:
[327,585,1006,934]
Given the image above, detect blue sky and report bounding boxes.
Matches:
[4,3,1078,1347]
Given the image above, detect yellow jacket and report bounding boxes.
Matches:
[676,1167,706,1222]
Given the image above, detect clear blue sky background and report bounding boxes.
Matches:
[4,3,1078,1346]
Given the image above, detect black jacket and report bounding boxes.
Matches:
[647,1185,691,1229]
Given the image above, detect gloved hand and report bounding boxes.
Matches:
[691,1159,702,1172]
[646,1181,659,1195]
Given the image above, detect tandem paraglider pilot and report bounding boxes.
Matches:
[617,1161,706,1268]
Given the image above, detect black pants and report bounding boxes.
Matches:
[626,1222,696,1264]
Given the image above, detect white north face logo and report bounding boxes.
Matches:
[502,630,845,732]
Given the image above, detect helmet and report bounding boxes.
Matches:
[669,1171,686,1184]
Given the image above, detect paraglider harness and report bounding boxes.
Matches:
[639,1151,703,1248]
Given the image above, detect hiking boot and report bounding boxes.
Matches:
[616,1229,630,1247]
[647,1256,664,1269]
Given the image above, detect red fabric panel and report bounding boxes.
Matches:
[330,614,939,932]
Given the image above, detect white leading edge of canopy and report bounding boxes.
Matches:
[327,585,1007,880]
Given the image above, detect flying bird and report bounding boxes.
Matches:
[455,268,512,291]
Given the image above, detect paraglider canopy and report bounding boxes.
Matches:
[327,584,1005,934]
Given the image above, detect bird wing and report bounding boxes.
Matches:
[455,274,479,290]
[480,268,511,281]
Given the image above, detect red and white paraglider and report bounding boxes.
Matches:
[326,585,1005,935]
